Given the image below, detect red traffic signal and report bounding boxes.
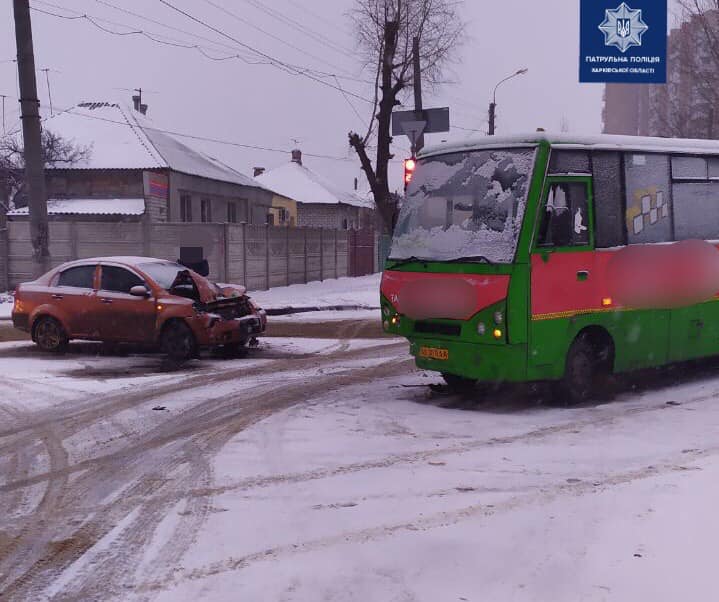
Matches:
[404,158,417,189]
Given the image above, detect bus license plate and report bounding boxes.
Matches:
[419,347,449,361]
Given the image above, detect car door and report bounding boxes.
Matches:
[53,264,99,338]
[97,264,157,343]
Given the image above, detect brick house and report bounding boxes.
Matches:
[7,101,273,224]
[254,150,376,230]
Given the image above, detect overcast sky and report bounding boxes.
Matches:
[0,0,684,192]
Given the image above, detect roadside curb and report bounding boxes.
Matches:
[265,305,380,316]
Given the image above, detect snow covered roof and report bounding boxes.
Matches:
[255,157,372,209]
[7,198,145,216]
[37,102,264,188]
[62,256,174,267]
[421,132,719,159]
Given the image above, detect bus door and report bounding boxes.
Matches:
[529,177,597,375]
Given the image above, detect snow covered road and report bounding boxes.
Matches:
[1,323,719,601]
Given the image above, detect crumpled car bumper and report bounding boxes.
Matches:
[194,309,267,346]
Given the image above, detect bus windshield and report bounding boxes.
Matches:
[390,147,536,264]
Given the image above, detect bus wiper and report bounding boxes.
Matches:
[386,256,429,268]
[442,256,496,265]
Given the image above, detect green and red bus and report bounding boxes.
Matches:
[380,133,719,402]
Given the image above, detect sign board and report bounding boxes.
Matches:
[579,0,667,84]
[392,108,450,136]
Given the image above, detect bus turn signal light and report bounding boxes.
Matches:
[493,328,503,340]
[602,298,613,307]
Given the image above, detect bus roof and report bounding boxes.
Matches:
[419,132,719,159]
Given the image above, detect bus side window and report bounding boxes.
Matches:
[538,182,590,248]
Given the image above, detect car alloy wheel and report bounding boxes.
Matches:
[34,316,69,353]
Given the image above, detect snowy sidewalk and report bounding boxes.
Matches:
[0,293,13,320]
[248,273,381,313]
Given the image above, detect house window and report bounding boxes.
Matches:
[180,194,192,222]
[342,218,349,230]
[278,208,288,224]
[227,202,238,223]
[201,199,212,223]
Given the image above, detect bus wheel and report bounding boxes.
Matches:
[441,373,477,393]
[556,332,610,406]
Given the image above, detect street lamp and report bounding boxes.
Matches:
[488,68,528,136]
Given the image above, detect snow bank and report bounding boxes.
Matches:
[0,293,13,320]
[247,274,381,310]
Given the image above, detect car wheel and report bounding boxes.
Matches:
[161,321,197,361]
[441,373,477,393]
[555,333,610,406]
[34,316,69,353]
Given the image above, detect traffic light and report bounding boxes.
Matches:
[404,158,416,190]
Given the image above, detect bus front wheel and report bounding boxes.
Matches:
[555,332,613,406]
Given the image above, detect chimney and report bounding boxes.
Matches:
[253,167,265,177]
[291,149,302,165]
[132,94,141,112]
[139,103,148,115]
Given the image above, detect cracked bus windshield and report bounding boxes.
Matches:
[390,148,536,263]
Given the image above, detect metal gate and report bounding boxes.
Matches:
[348,228,375,276]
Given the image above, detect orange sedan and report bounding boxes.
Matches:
[12,256,267,360]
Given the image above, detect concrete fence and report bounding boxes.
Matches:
[1,221,378,291]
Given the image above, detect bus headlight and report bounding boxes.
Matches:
[477,322,486,335]
[390,315,400,327]
[382,306,391,317]
[493,311,504,325]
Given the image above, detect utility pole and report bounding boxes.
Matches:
[488,102,496,136]
[13,0,50,274]
[488,68,528,136]
[412,36,424,155]
[41,68,53,116]
[0,94,7,134]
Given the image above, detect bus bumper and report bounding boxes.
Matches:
[409,338,528,383]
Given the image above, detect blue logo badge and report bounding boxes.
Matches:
[580,0,666,84]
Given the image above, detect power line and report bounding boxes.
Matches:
[94,0,260,58]
[199,0,366,83]
[30,0,373,86]
[239,0,356,59]
[29,3,266,64]
[157,0,373,104]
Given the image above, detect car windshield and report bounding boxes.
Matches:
[390,147,536,263]
[137,262,189,290]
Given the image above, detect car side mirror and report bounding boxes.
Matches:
[130,285,150,297]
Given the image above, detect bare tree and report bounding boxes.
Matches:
[348,0,463,233]
[0,129,91,212]
[662,1,719,138]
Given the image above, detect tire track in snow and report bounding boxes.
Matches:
[0,349,410,601]
[134,446,717,595]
